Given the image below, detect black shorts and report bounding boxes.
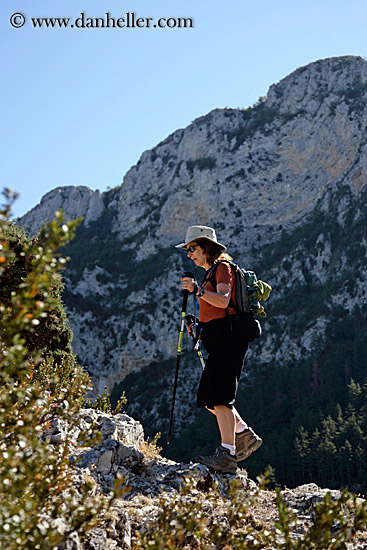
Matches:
[197,316,248,410]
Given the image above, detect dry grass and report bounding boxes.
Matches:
[139,432,162,459]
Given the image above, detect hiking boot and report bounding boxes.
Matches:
[196,445,237,475]
[235,428,262,462]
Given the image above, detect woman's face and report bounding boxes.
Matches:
[186,241,208,268]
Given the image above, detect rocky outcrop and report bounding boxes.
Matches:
[50,409,253,549]
[49,410,366,550]
[19,186,104,233]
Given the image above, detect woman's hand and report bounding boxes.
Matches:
[186,320,194,337]
[181,276,195,293]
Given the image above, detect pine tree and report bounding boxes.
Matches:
[294,426,311,484]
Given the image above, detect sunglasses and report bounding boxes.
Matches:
[187,245,198,253]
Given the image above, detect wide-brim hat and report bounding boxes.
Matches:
[175,225,227,250]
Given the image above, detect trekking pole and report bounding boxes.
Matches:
[185,314,205,370]
[194,343,205,370]
[167,272,192,444]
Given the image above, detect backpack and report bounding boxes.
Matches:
[206,261,272,341]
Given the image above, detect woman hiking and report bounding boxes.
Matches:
[176,225,262,474]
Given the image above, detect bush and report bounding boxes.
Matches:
[0,190,122,549]
[186,157,216,173]
[0,204,74,362]
[84,386,127,415]
[135,474,367,549]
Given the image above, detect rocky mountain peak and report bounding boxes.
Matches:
[267,55,367,113]
[19,56,367,250]
[19,185,104,234]
[114,56,367,257]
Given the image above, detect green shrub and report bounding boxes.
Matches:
[84,386,127,415]
[0,214,73,361]
[186,157,216,173]
[0,190,123,550]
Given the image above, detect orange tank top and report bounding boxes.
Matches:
[199,262,237,323]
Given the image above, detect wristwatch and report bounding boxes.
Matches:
[198,287,205,297]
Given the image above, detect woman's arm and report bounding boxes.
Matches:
[198,283,231,308]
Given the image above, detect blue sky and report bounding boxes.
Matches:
[2,0,367,218]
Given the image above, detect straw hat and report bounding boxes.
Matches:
[175,225,227,250]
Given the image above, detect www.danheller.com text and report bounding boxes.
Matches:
[9,11,194,29]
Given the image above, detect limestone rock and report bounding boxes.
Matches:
[49,409,367,549]
[281,482,342,512]
[18,185,104,234]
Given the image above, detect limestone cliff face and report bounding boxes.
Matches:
[18,56,367,419]
[116,56,367,253]
[19,186,104,232]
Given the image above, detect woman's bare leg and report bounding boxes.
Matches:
[213,405,235,446]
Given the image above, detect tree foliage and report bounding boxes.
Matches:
[0,209,73,361]
[0,190,119,549]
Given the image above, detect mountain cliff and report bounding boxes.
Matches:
[18,55,367,487]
